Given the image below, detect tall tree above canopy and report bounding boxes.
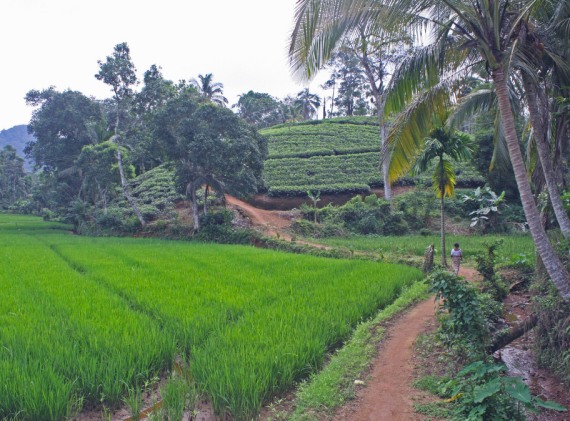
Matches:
[234,91,285,129]
[25,88,102,171]
[96,42,146,227]
[191,73,228,107]
[153,91,267,231]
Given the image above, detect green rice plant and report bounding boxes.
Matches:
[160,373,191,421]
[314,234,534,263]
[0,214,422,420]
[123,383,143,420]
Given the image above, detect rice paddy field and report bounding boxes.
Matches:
[313,234,535,263]
[0,214,422,420]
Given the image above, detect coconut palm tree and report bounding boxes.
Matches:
[288,0,570,298]
[413,126,472,266]
[383,0,570,297]
[191,73,228,107]
[294,88,321,120]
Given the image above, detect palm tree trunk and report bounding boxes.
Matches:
[522,74,570,239]
[378,102,392,201]
[492,68,570,299]
[441,193,447,267]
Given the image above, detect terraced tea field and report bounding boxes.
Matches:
[0,214,422,420]
[260,117,485,197]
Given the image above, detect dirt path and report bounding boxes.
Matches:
[226,195,294,239]
[334,298,437,421]
[333,266,478,421]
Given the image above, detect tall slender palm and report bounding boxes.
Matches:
[191,73,228,107]
[515,3,570,238]
[294,88,321,120]
[413,127,472,266]
[384,0,570,297]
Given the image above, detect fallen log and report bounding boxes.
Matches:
[489,314,538,353]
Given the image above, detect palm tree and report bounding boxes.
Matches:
[288,0,570,298]
[294,88,321,120]
[413,127,472,266]
[515,3,570,239]
[191,73,228,107]
[383,0,570,298]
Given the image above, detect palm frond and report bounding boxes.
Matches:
[386,84,452,183]
[448,87,495,129]
[433,158,456,198]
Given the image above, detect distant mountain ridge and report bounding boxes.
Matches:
[0,125,35,170]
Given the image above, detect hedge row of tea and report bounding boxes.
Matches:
[260,117,485,197]
[261,118,380,159]
[0,215,422,420]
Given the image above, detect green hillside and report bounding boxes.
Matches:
[0,125,33,158]
[260,117,485,197]
[0,125,34,170]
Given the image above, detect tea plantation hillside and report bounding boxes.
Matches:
[260,117,485,197]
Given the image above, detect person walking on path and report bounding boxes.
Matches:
[450,243,463,275]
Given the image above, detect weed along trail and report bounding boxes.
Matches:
[333,298,437,421]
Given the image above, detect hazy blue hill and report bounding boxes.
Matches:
[0,125,35,170]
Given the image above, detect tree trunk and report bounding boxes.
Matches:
[489,315,538,353]
[190,185,200,232]
[204,184,209,215]
[440,190,447,267]
[378,105,392,201]
[522,74,570,239]
[492,68,570,299]
[113,106,145,227]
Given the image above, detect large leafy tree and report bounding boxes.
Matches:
[413,127,472,265]
[25,88,102,171]
[96,42,146,226]
[131,64,177,172]
[190,73,228,107]
[153,91,267,231]
[234,91,285,128]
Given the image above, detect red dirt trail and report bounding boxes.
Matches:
[334,298,438,421]
[226,195,293,239]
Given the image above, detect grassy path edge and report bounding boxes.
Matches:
[286,280,430,420]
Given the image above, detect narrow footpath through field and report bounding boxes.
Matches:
[333,298,437,421]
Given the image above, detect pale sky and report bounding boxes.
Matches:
[0,0,327,129]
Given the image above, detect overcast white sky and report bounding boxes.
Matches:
[0,0,327,129]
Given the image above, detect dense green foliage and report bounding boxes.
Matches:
[0,214,421,419]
